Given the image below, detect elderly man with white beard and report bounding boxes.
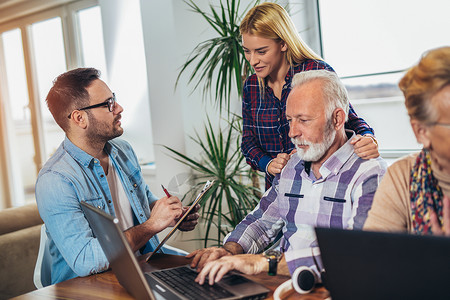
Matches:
[187,70,387,285]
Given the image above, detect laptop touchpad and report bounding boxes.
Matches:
[221,275,250,286]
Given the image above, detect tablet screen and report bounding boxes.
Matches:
[146,180,214,261]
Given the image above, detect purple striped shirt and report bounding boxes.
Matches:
[226,131,386,274]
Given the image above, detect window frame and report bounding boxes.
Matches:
[0,0,99,208]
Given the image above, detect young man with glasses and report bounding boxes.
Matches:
[35,68,199,285]
[67,92,116,119]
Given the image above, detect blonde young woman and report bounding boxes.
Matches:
[364,47,450,235]
[240,2,379,189]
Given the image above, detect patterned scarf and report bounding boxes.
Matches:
[410,149,443,234]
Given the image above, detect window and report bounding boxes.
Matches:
[31,17,67,162]
[1,28,35,205]
[318,0,450,155]
[77,6,108,77]
[0,0,106,208]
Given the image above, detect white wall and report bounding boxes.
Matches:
[288,0,322,56]
[99,0,155,165]
[351,97,420,150]
[138,0,251,193]
[138,0,226,251]
[139,0,198,196]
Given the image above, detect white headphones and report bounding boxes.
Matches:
[292,266,317,294]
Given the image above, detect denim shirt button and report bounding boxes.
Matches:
[133,183,137,188]
[100,174,104,178]
[130,190,133,193]
[97,205,101,209]
[108,200,111,203]
[140,214,143,217]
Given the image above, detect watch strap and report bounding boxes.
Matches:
[268,257,278,276]
[265,250,281,276]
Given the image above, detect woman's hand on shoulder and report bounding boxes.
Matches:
[351,134,379,159]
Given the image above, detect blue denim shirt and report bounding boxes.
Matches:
[36,137,160,284]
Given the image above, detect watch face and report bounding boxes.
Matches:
[265,249,282,276]
[265,249,282,261]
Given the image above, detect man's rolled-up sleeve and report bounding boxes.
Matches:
[225,182,284,253]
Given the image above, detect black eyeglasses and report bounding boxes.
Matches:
[68,93,116,119]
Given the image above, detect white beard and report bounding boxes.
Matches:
[292,123,336,162]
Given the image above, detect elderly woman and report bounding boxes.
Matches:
[364,47,450,235]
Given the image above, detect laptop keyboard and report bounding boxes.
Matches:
[151,266,234,299]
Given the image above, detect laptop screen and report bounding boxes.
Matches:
[81,201,156,300]
[315,227,450,300]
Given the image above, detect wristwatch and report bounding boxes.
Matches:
[264,249,282,276]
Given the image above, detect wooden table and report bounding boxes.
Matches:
[13,253,329,299]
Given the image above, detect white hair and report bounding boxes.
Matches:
[291,70,349,121]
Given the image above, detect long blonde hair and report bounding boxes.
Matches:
[240,2,323,93]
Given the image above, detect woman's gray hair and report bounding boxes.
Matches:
[291,70,349,121]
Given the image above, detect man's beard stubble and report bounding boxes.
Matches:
[86,112,123,145]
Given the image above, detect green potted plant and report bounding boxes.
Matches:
[167,0,264,246]
[164,117,259,246]
[176,0,259,111]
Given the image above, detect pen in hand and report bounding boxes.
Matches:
[162,184,186,220]
[161,184,172,197]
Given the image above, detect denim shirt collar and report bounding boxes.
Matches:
[63,136,118,168]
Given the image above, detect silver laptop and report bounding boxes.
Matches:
[81,201,269,300]
[315,227,450,300]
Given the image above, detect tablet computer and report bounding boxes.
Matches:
[146,180,214,261]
